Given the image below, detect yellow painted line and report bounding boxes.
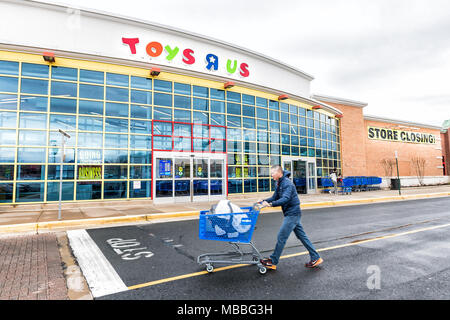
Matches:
[126,221,450,292]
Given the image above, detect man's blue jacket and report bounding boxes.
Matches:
[264,170,301,216]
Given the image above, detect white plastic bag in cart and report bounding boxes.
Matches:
[209,200,251,238]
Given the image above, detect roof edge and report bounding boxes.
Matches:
[311,93,368,108]
[364,114,442,131]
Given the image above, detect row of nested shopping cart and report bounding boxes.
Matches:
[320,176,383,194]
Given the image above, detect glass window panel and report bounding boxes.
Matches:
[105,133,128,148]
[256,97,267,107]
[18,148,46,163]
[51,81,77,97]
[193,86,208,98]
[19,113,47,129]
[193,125,209,138]
[0,147,15,162]
[228,179,242,194]
[154,107,172,121]
[46,182,74,201]
[227,140,241,152]
[16,182,44,202]
[269,100,279,110]
[193,111,208,124]
[130,135,151,149]
[244,129,256,141]
[131,76,152,90]
[104,150,128,164]
[131,90,151,105]
[79,99,103,116]
[51,66,77,81]
[47,148,75,163]
[50,114,76,131]
[193,98,208,111]
[174,123,191,136]
[47,165,75,180]
[77,149,102,164]
[173,137,191,151]
[105,102,128,117]
[174,95,191,109]
[258,154,269,165]
[244,141,256,153]
[227,102,241,115]
[210,100,225,113]
[227,91,240,103]
[210,113,225,126]
[105,118,128,133]
[79,84,104,100]
[210,139,225,152]
[77,132,103,148]
[270,132,280,143]
[78,116,103,131]
[0,111,16,128]
[154,93,172,107]
[76,181,101,200]
[130,166,151,180]
[244,179,257,193]
[19,95,47,112]
[174,109,191,122]
[193,139,210,152]
[281,123,290,134]
[155,180,172,197]
[50,98,77,113]
[48,131,75,148]
[0,183,13,203]
[281,112,289,123]
[243,117,255,129]
[269,121,280,133]
[242,105,255,117]
[130,119,151,134]
[80,69,104,84]
[0,61,19,76]
[153,121,172,135]
[227,115,241,127]
[227,128,242,140]
[106,73,128,87]
[0,76,18,94]
[210,126,226,139]
[0,129,16,145]
[210,88,225,100]
[174,82,191,95]
[106,86,129,102]
[257,130,268,142]
[154,79,172,92]
[0,93,17,110]
[131,104,151,119]
[130,151,151,164]
[0,165,14,180]
[22,63,48,78]
[153,136,172,150]
[299,107,306,116]
[20,78,47,95]
[307,109,313,118]
[242,94,255,105]
[269,110,279,121]
[256,107,268,119]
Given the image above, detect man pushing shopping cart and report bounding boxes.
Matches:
[258,165,323,271]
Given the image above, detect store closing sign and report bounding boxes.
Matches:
[122,37,250,77]
[368,126,436,144]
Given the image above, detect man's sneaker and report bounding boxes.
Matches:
[305,257,323,268]
[260,258,277,270]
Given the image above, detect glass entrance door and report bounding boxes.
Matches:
[282,156,316,194]
[153,151,226,203]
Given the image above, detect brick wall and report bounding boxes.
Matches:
[364,120,443,178]
[441,130,450,175]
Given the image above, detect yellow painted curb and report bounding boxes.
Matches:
[0,192,448,234]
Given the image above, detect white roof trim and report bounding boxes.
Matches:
[364,115,442,131]
[311,94,368,108]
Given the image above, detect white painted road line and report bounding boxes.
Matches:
[67,229,128,298]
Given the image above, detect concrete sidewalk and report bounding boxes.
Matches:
[0,184,449,233]
[0,185,449,300]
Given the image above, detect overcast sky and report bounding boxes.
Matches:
[57,0,449,127]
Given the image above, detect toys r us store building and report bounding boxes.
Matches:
[0,0,448,205]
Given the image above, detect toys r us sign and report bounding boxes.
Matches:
[122,37,250,78]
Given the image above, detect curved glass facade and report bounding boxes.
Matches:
[0,55,341,204]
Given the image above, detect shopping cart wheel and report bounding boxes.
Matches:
[206,264,214,273]
[258,267,267,275]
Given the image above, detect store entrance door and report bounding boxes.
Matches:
[282,157,316,194]
[153,151,226,203]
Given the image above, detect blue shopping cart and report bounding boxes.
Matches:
[197,203,268,274]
